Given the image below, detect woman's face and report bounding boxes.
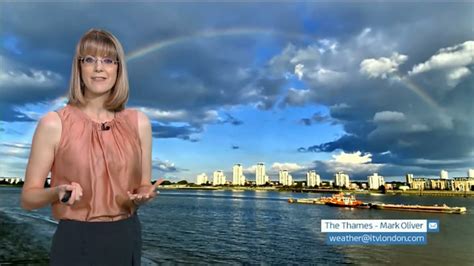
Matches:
[80,55,118,96]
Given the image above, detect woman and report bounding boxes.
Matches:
[21,29,161,265]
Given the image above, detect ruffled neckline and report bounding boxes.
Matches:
[68,104,122,130]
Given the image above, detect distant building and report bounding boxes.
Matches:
[406,174,414,187]
[368,173,385,190]
[196,173,208,185]
[440,170,449,180]
[279,170,293,186]
[256,163,268,185]
[212,170,226,186]
[306,170,321,187]
[468,169,474,178]
[232,164,245,186]
[334,172,350,188]
[453,177,474,192]
[430,178,452,190]
[411,178,430,190]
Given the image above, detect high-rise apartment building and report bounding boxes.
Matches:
[196,173,208,185]
[212,170,226,186]
[306,170,321,187]
[334,172,350,188]
[233,164,246,186]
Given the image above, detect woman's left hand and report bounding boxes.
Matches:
[128,178,165,206]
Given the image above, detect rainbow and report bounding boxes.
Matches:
[126,28,315,62]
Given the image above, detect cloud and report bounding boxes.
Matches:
[283,88,311,106]
[299,112,333,126]
[373,111,406,123]
[152,158,187,173]
[271,162,304,172]
[0,142,31,159]
[410,41,474,75]
[360,52,408,79]
[331,151,372,164]
[151,123,202,142]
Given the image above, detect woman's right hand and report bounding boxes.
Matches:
[56,182,83,205]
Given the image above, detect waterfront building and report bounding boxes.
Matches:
[306,170,321,187]
[334,172,350,188]
[232,164,245,186]
[440,170,449,179]
[196,173,208,185]
[368,173,385,190]
[452,177,474,192]
[256,163,267,185]
[468,169,474,178]
[430,179,453,190]
[279,170,293,186]
[411,178,430,190]
[212,170,226,186]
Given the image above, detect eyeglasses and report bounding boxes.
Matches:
[79,56,119,66]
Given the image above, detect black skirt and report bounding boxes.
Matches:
[50,214,142,266]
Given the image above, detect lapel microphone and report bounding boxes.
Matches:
[101,122,111,131]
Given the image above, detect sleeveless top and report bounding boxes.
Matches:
[50,104,142,222]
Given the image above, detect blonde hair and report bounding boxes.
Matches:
[67,29,129,111]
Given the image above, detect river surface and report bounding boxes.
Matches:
[1,187,473,265]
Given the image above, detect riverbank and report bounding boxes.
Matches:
[157,186,474,197]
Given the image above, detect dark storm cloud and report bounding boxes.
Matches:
[268,4,474,174]
[151,123,202,142]
[299,112,334,126]
[1,1,473,175]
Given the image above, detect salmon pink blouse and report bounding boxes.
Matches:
[51,104,142,221]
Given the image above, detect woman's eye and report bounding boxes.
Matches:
[103,58,114,64]
[84,57,96,64]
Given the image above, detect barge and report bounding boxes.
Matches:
[288,193,467,214]
[371,203,467,214]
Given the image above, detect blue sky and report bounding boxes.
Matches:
[1,2,473,182]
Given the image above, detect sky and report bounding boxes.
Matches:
[1,1,473,183]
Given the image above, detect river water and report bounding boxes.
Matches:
[1,187,473,265]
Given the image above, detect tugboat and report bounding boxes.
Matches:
[325,193,363,207]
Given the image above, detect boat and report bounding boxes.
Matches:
[288,198,328,204]
[325,193,363,207]
[372,203,467,214]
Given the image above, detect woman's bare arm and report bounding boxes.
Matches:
[21,112,64,210]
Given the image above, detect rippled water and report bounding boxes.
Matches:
[1,187,473,265]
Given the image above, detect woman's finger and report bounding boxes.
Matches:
[68,185,77,205]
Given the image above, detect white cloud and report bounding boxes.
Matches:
[306,67,347,86]
[318,39,338,54]
[446,67,471,87]
[373,111,406,123]
[331,151,372,164]
[294,64,304,80]
[137,106,219,124]
[271,162,304,172]
[0,56,63,89]
[290,44,321,64]
[360,52,408,79]
[410,41,474,75]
